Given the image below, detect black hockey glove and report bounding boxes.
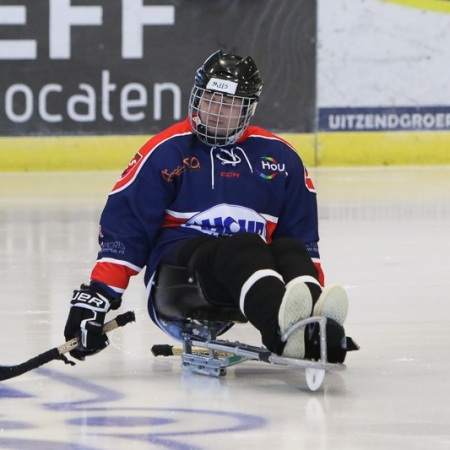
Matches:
[64,284,122,361]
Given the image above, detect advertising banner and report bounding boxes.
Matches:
[319,106,450,132]
[0,0,317,137]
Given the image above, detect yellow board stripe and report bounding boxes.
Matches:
[0,135,144,172]
[382,0,450,14]
[0,131,449,171]
[0,134,316,172]
[316,131,450,166]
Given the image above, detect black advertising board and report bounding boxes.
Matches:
[0,0,316,136]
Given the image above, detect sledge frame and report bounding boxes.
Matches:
[152,264,346,391]
[178,317,345,390]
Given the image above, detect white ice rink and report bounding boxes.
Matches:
[0,167,449,449]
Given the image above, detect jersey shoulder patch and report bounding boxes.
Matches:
[111,120,192,194]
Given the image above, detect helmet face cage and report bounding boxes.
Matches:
[189,50,263,147]
[189,86,257,147]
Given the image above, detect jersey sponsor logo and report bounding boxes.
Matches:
[100,240,125,255]
[162,164,184,182]
[220,171,240,178]
[184,204,268,237]
[162,156,201,182]
[256,156,286,180]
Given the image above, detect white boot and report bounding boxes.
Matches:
[278,282,312,359]
[313,285,348,326]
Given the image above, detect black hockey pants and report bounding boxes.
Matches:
[159,233,321,354]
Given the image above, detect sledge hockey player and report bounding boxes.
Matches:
[64,50,351,364]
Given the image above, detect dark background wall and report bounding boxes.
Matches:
[0,0,316,136]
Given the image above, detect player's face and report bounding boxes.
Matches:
[198,91,243,136]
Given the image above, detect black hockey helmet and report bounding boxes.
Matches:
[194,50,263,99]
[189,50,263,146]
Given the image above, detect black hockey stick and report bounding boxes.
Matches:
[0,311,135,381]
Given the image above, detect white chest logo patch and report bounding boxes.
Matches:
[185,204,267,237]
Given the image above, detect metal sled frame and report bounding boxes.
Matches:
[177,316,345,391]
[152,264,346,391]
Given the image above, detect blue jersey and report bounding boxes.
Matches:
[91,118,322,298]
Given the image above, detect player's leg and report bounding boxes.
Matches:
[269,237,349,363]
[189,233,311,357]
[269,237,322,304]
[270,237,348,326]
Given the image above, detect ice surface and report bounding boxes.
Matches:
[0,167,449,449]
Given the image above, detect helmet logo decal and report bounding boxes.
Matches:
[257,156,285,180]
[206,78,238,95]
